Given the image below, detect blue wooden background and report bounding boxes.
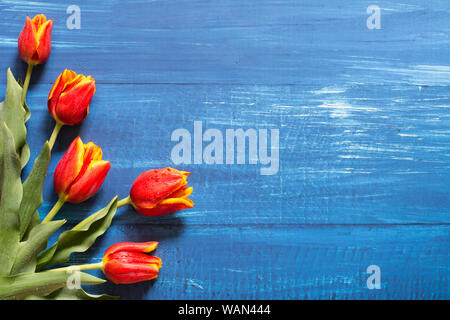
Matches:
[0,0,449,299]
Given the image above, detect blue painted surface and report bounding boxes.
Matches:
[0,0,449,299]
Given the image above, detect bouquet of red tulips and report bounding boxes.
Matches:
[0,14,194,300]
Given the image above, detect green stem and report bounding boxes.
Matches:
[49,262,104,273]
[42,197,66,223]
[117,196,131,208]
[21,64,33,106]
[48,122,63,150]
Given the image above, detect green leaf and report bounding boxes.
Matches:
[16,79,31,122]
[23,101,31,123]
[22,210,41,242]
[0,69,30,168]
[22,211,47,260]
[0,270,106,300]
[19,144,30,171]
[19,142,51,239]
[11,220,66,275]
[0,123,22,275]
[24,287,118,300]
[36,197,118,270]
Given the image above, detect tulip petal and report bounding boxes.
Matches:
[53,137,84,197]
[72,142,102,184]
[53,137,109,204]
[130,167,189,210]
[35,19,53,64]
[102,243,161,284]
[178,170,191,178]
[137,197,194,217]
[104,241,159,258]
[31,14,47,31]
[65,160,110,203]
[104,258,161,284]
[47,70,95,125]
[107,251,162,266]
[48,69,78,118]
[18,16,38,64]
[61,74,84,93]
[48,69,77,101]
[56,78,95,125]
[168,186,193,199]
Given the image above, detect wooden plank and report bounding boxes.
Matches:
[0,0,448,300]
[66,224,449,299]
[0,1,449,85]
[19,83,450,225]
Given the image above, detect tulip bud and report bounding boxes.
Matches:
[54,136,110,203]
[102,242,161,284]
[18,14,53,65]
[129,167,194,216]
[48,69,96,125]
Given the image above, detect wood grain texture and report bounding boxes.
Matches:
[0,0,449,299]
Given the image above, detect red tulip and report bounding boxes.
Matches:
[18,14,53,65]
[129,167,194,216]
[102,242,161,284]
[48,69,96,125]
[54,136,110,203]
